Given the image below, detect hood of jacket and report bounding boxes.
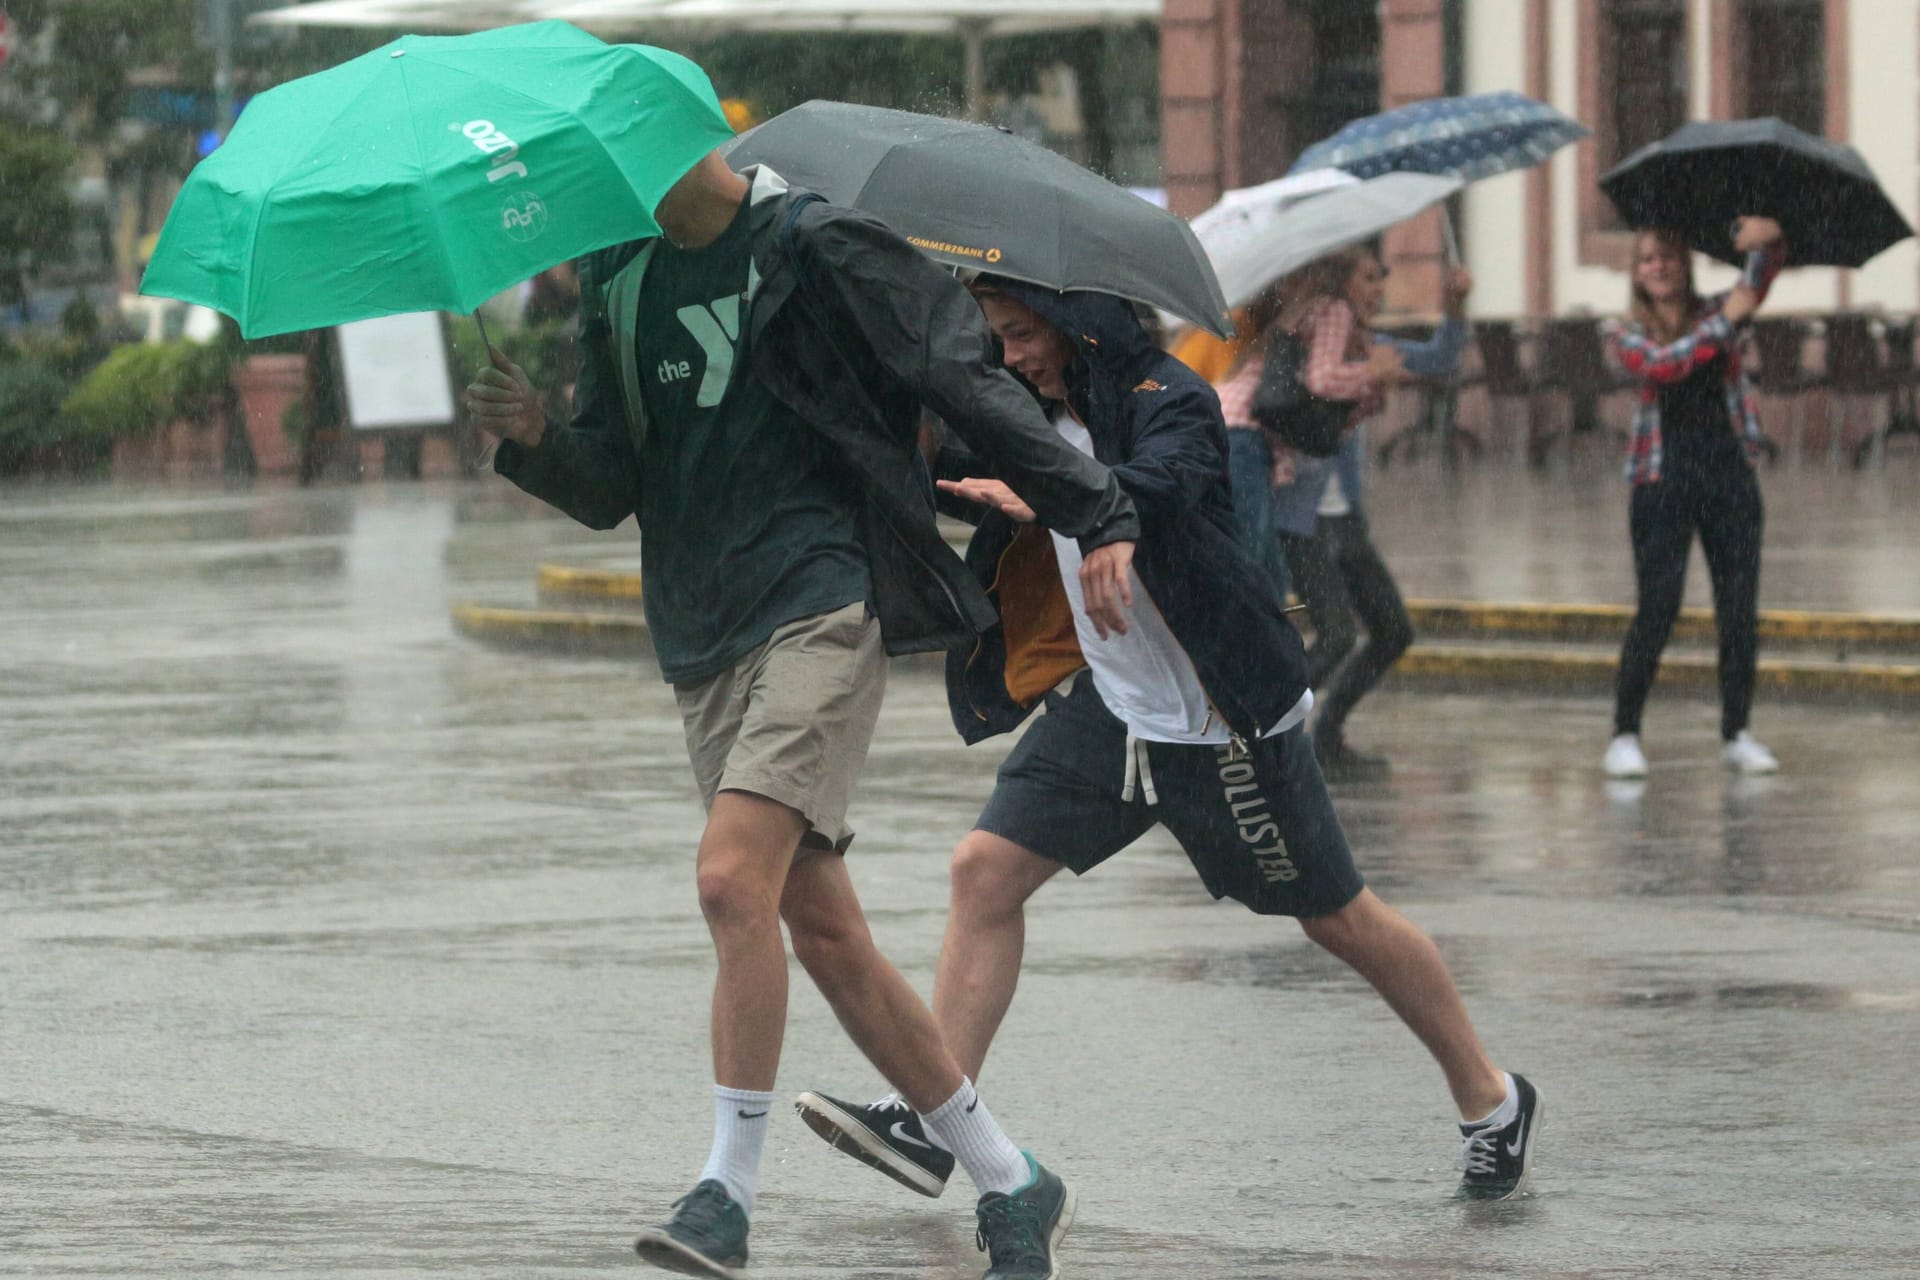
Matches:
[982,276,1159,423]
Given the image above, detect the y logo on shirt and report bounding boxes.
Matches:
[674,294,742,408]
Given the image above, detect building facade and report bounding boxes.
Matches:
[1163,0,1920,319]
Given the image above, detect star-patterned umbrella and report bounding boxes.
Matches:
[1287,91,1589,184]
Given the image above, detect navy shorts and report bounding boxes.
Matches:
[975,674,1365,918]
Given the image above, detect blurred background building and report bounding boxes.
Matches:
[1162,0,1920,319]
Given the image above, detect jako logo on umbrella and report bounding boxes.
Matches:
[459,119,549,244]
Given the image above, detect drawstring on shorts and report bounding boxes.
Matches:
[1120,732,1159,805]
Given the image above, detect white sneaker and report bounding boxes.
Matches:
[1722,731,1780,774]
[1603,733,1648,778]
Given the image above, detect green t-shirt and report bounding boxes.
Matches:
[633,203,870,685]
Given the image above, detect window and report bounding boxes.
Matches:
[1578,0,1692,259]
[1610,0,1690,165]
[1742,0,1825,134]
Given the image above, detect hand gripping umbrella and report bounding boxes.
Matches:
[722,100,1235,337]
[1599,118,1913,267]
[140,21,735,339]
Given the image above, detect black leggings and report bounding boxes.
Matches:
[1281,513,1414,742]
[1613,463,1764,740]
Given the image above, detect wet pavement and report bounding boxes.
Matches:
[4,467,1918,1279]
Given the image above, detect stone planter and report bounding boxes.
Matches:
[110,413,228,479]
[231,353,307,477]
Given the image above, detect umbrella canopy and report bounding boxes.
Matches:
[1199,171,1462,310]
[722,99,1235,336]
[1188,170,1359,303]
[1599,117,1914,268]
[142,21,733,338]
[1288,91,1589,182]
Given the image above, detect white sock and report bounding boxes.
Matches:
[920,1079,1029,1196]
[699,1084,775,1215]
[1462,1072,1518,1130]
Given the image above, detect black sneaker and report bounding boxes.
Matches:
[975,1155,1076,1280]
[793,1090,954,1198]
[1456,1073,1543,1201]
[633,1179,749,1278]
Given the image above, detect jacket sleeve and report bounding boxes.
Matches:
[1741,243,1786,302]
[793,207,1139,551]
[1108,383,1232,526]
[1379,317,1468,380]
[492,291,640,531]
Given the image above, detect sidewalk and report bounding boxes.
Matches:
[453,455,1920,707]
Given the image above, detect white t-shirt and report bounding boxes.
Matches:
[1317,466,1351,517]
[1047,414,1312,745]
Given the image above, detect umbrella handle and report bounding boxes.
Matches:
[474,311,500,363]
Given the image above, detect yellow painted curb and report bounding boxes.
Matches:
[1406,599,1920,651]
[452,604,651,654]
[458,601,1919,706]
[532,569,1920,653]
[1393,644,1920,706]
[535,564,643,603]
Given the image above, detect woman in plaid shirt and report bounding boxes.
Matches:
[1603,217,1787,779]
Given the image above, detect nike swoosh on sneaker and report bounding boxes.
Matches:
[1506,1115,1527,1158]
[890,1120,932,1150]
[738,1109,769,1119]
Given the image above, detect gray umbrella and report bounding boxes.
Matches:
[722,100,1235,337]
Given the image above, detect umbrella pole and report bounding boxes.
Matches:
[474,311,500,363]
[962,20,988,122]
[1436,205,1468,469]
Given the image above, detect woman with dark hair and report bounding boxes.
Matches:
[1218,245,1467,780]
[1211,282,1304,604]
[1604,217,1785,778]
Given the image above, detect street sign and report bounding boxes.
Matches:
[0,10,16,73]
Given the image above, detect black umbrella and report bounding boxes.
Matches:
[722,100,1235,337]
[1599,118,1913,267]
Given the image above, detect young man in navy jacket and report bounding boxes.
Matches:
[795,277,1542,1211]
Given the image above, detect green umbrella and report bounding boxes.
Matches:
[141,21,733,339]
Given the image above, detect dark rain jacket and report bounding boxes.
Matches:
[943,282,1310,745]
[493,166,1140,657]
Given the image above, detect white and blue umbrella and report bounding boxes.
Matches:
[1287,91,1589,183]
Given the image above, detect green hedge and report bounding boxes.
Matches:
[60,338,236,441]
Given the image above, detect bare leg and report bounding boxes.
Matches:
[1299,888,1508,1120]
[697,790,806,1091]
[782,849,965,1112]
[929,831,1063,1082]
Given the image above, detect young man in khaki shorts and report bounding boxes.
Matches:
[465,145,1140,1280]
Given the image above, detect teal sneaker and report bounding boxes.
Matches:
[974,1155,1076,1280]
[633,1179,749,1278]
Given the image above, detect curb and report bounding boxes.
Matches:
[1405,599,1920,653]
[455,600,1919,708]
[531,566,1920,654]
[452,604,651,656]
[1390,644,1920,708]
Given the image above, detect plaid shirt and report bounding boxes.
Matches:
[1609,246,1785,486]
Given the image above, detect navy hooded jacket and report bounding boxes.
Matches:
[943,280,1311,745]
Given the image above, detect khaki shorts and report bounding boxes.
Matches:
[674,602,886,852]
